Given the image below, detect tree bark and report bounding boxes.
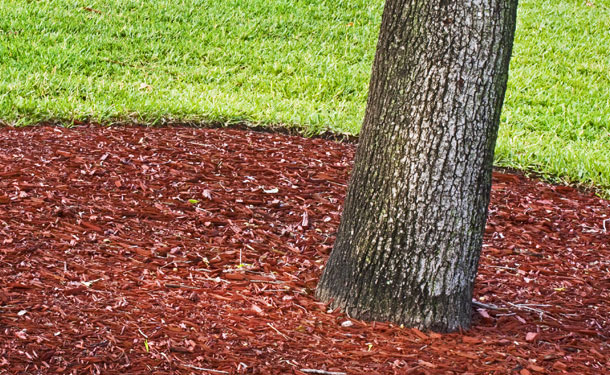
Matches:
[316,0,518,332]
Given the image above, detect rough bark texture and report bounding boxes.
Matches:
[316,0,518,332]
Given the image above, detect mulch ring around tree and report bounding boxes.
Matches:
[0,125,608,375]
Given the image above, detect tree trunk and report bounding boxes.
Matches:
[316,0,518,332]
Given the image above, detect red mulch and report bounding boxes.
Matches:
[0,125,608,375]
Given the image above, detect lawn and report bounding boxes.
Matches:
[0,0,609,193]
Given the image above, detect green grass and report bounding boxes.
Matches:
[0,0,380,134]
[0,0,609,194]
[497,0,610,193]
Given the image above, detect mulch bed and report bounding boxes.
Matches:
[0,125,608,375]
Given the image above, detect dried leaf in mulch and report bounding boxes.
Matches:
[0,125,608,374]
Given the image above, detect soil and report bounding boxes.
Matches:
[0,125,608,375]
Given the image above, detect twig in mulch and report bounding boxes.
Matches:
[137,328,148,339]
[164,283,201,290]
[473,300,558,321]
[180,364,229,374]
[300,369,347,375]
[471,300,501,310]
[249,279,286,284]
[193,268,214,272]
[506,302,555,320]
[483,265,519,272]
[260,288,292,293]
[160,352,171,363]
[267,323,294,341]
